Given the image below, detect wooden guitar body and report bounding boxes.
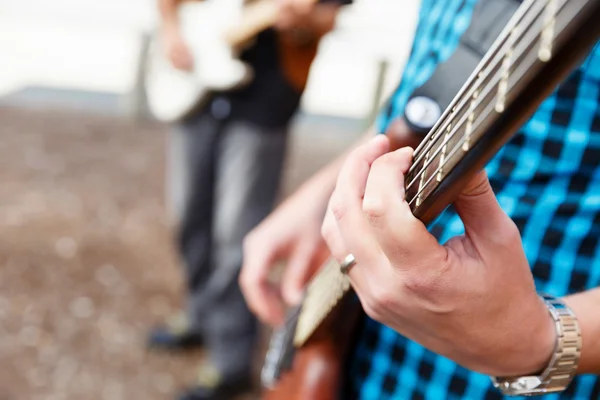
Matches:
[263,295,360,400]
[264,326,342,400]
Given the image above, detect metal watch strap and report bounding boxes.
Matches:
[492,294,581,396]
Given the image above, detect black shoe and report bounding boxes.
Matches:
[147,314,203,351]
[147,326,203,351]
[177,376,253,400]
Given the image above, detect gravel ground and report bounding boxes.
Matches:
[0,106,361,400]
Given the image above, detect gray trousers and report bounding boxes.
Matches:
[167,111,288,377]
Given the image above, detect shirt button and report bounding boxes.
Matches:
[211,97,231,120]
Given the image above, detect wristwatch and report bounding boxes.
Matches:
[403,96,442,135]
[491,294,581,396]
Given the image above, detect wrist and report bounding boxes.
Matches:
[484,294,556,377]
[510,296,557,376]
[492,294,581,396]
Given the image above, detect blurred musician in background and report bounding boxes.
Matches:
[147,0,351,399]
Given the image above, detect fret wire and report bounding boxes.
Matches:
[407,54,520,193]
[410,0,549,167]
[407,42,542,206]
[410,0,540,164]
[538,0,558,61]
[405,0,568,196]
[408,100,498,208]
[415,0,538,161]
[409,0,558,174]
[407,29,558,209]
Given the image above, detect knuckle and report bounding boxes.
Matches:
[320,221,332,241]
[371,288,393,311]
[402,272,436,296]
[401,257,449,297]
[348,145,365,160]
[362,198,386,220]
[362,301,381,321]
[330,196,347,221]
[363,291,390,321]
[400,265,453,313]
[374,152,396,167]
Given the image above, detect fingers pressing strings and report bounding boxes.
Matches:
[323,136,388,280]
[362,148,442,268]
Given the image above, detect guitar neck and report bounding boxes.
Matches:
[292,0,600,347]
[224,0,318,47]
[405,0,599,223]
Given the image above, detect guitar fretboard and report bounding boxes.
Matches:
[405,0,559,211]
[292,0,599,347]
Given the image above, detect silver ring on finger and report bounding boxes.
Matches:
[339,253,357,274]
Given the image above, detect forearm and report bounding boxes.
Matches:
[158,0,181,29]
[564,287,600,374]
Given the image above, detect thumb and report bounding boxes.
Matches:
[453,171,509,240]
[240,237,285,326]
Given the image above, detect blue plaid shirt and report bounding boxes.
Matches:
[347,0,600,398]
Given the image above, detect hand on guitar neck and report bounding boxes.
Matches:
[320,135,556,377]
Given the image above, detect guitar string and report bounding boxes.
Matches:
[407,34,560,209]
[407,0,562,178]
[405,22,541,194]
[407,0,583,206]
[408,0,551,173]
[405,0,568,195]
[296,0,574,333]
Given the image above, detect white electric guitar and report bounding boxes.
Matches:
[145,0,311,122]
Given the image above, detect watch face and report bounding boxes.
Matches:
[405,96,442,130]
